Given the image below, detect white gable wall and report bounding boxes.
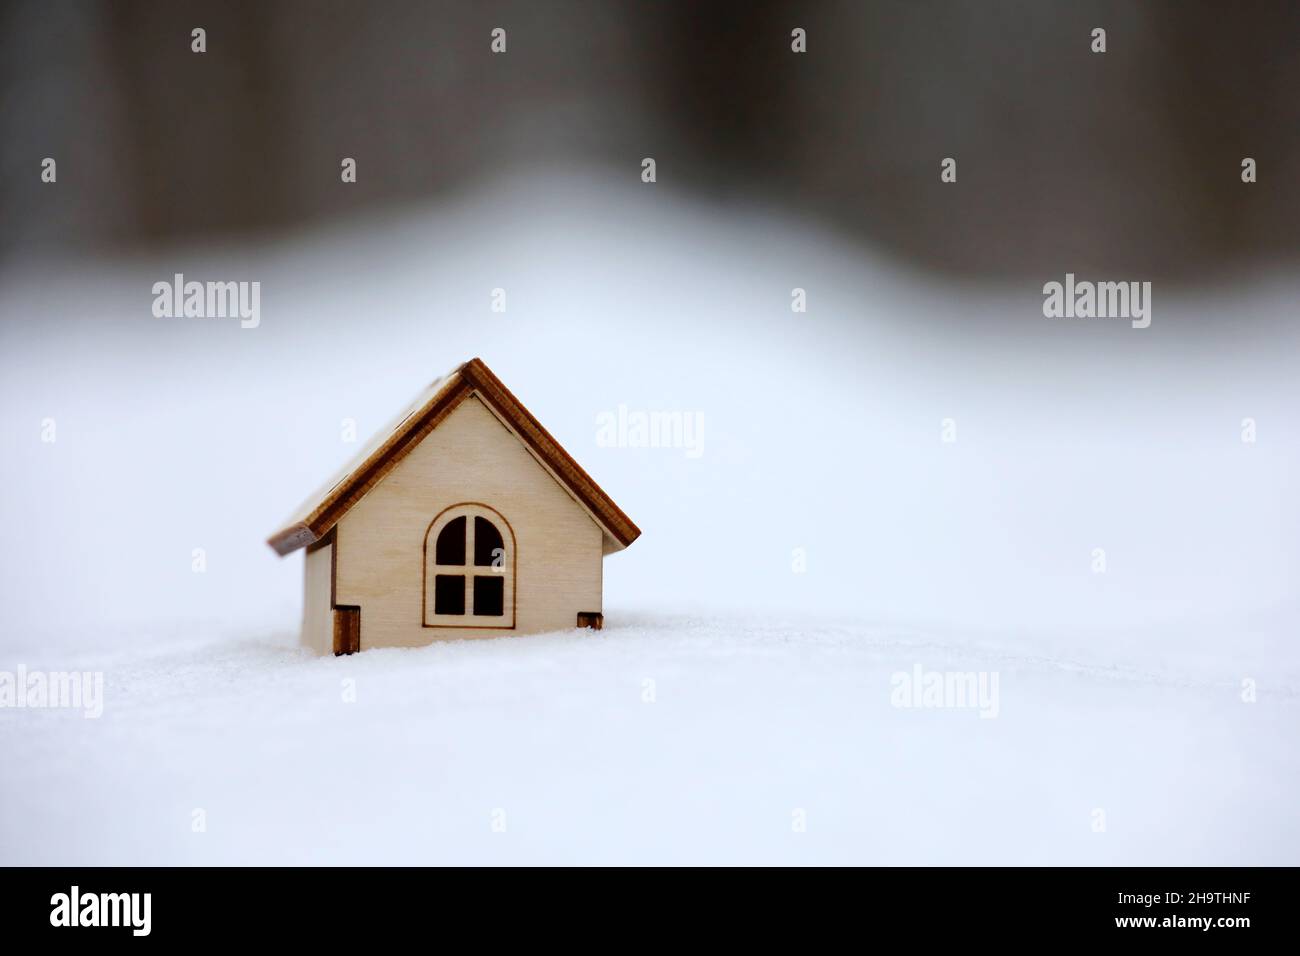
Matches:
[329,394,603,649]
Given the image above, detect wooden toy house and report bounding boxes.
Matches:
[268,358,640,654]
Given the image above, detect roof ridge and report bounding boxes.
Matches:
[267,358,639,556]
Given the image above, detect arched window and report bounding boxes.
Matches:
[423,503,515,628]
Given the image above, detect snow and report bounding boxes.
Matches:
[2,615,1296,865]
[1,168,1297,863]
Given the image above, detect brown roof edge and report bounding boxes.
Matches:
[460,358,641,548]
[266,358,640,556]
[267,522,316,556]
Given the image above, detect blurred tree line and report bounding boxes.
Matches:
[2,0,1296,278]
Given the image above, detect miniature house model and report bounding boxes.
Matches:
[268,358,640,655]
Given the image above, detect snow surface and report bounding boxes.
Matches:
[1,616,1296,865]
[1,168,1297,864]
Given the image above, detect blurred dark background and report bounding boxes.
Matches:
[2,0,1298,278]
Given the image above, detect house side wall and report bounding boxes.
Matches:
[333,395,603,648]
[302,539,335,655]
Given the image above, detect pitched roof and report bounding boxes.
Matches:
[267,358,640,556]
